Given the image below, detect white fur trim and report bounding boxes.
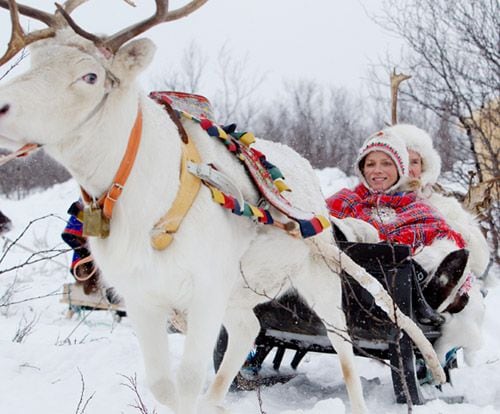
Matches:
[330,217,381,243]
[383,124,441,187]
[433,285,485,365]
[413,238,458,275]
[427,193,490,276]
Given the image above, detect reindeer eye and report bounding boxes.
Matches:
[82,73,98,84]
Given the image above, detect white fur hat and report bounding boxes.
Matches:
[382,124,441,187]
[355,130,409,193]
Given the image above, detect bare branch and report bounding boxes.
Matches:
[256,386,267,414]
[120,373,158,414]
[0,214,67,269]
[375,0,499,264]
[75,368,95,414]
[12,311,40,343]
[1,289,62,308]
[0,48,27,80]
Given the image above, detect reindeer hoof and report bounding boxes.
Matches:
[198,398,230,414]
[148,378,178,410]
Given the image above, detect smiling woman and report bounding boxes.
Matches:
[361,151,399,191]
[354,130,409,194]
[326,129,466,250]
[326,125,473,319]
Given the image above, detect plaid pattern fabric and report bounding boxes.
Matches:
[326,184,466,252]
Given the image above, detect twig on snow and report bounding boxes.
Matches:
[75,368,95,414]
[119,373,158,414]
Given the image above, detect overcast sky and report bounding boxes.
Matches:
[0,1,402,98]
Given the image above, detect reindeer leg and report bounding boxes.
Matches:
[176,290,229,414]
[203,302,261,408]
[296,273,368,414]
[125,299,178,411]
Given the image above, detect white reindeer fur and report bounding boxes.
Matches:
[433,284,486,365]
[0,30,444,414]
[421,194,489,364]
[424,193,489,278]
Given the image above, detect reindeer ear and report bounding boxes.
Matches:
[111,38,156,80]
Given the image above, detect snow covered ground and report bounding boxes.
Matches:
[1,173,499,414]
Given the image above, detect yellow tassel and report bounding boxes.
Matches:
[249,205,264,218]
[217,127,228,140]
[239,132,256,146]
[180,110,192,120]
[210,187,225,204]
[317,215,331,229]
[274,179,291,193]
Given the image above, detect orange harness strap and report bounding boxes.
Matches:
[81,107,143,219]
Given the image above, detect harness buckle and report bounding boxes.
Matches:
[107,183,124,202]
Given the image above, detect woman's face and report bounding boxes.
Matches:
[362,151,399,191]
[409,149,423,179]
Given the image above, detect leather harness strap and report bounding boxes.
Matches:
[81,107,143,219]
[161,98,189,144]
[150,138,202,250]
[79,99,201,250]
[150,99,202,250]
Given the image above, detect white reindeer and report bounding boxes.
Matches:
[0,2,445,413]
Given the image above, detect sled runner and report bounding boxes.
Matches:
[214,240,453,405]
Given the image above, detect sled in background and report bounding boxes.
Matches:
[60,282,126,320]
[214,240,458,406]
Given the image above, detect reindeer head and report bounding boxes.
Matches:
[0,0,208,149]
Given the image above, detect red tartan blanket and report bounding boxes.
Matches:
[326,184,465,252]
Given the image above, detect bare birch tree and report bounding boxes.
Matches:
[255,80,375,172]
[373,0,499,263]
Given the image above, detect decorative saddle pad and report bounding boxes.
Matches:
[149,91,330,239]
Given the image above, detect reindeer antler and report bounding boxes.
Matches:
[100,0,209,54]
[390,68,412,125]
[55,0,209,54]
[0,0,209,65]
[1,0,209,64]
[0,0,89,66]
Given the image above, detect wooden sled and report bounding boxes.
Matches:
[214,241,454,405]
[60,282,126,319]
